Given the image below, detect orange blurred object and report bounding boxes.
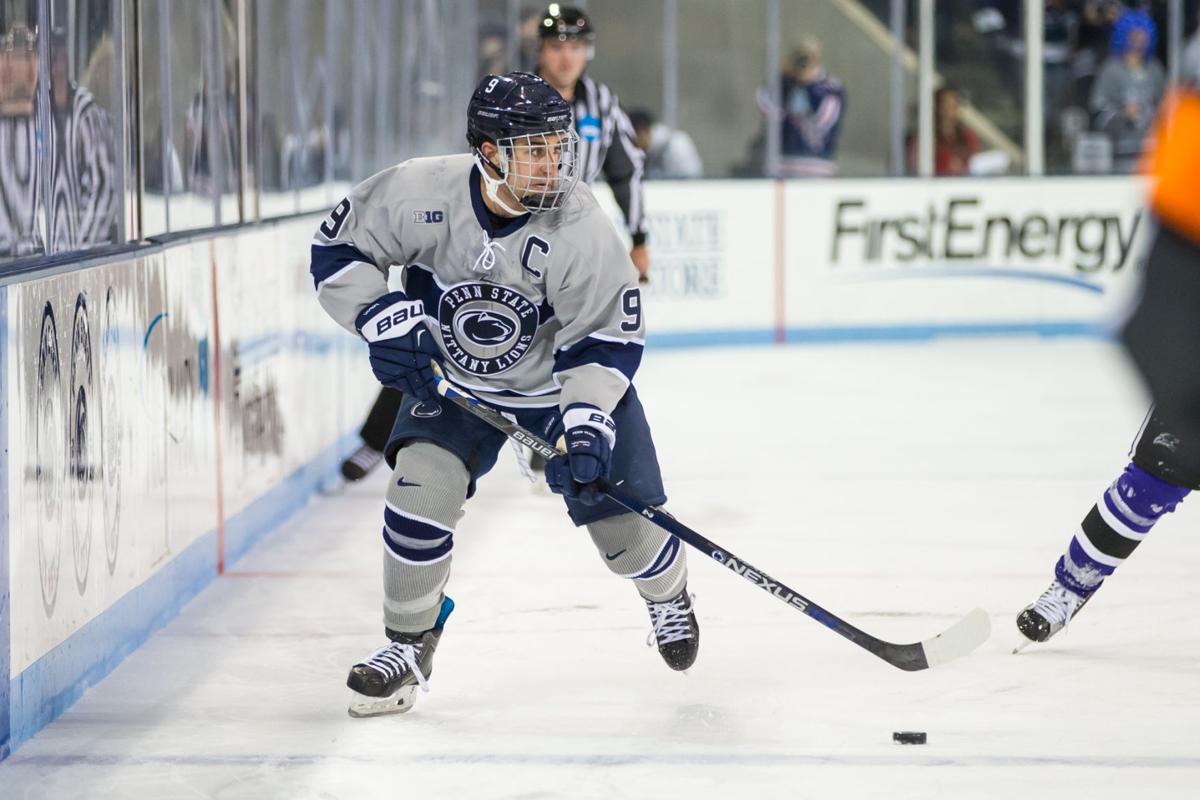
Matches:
[1144,89,1200,246]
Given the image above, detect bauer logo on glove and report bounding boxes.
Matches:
[358,294,426,342]
[355,292,441,400]
[373,302,424,338]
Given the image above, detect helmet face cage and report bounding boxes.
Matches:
[491,127,580,213]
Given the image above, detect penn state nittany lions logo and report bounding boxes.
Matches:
[411,400,442,418]
[456,310,517,344]
[438,281,538,375]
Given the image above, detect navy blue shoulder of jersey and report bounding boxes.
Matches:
[552,335,643,386]
[814,75,845,95]
[310,241,373,291]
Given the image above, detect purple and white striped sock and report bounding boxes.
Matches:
[1054,463,1189,597]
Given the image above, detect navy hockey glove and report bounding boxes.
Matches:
[545,405,616,506]
[355,292,440,400]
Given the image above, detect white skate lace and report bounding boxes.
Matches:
[646,592,696,647]
[363,641,430,693]
[1032,582,1083,628]
[472,230,506,273]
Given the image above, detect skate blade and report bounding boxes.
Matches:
[1012,636,1035,654]
[347,685,419,718]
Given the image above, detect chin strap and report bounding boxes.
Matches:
[473,151,528,216]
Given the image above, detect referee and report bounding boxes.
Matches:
[535,4,650,282]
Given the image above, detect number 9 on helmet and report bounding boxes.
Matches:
[466,71,581,215]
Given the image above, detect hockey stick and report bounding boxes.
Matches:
[429,368,991,672]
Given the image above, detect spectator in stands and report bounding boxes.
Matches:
[777,37,846,178]
[478,17,508,76]
[907,84,981,177]
[1090,7,1165,173]
[1187,29,1200,77]
[1044,0,1080,114]
[974,0,1082,111]
[50,25,119,251]
[934,85,982,176]
[1,23,118,257]
[1074,0,1125,104]
[0,21,41,258]
[628,108,703,179]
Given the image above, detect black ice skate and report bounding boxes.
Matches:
[645,587,699,671]
[1013,580,1090,653]
[341,443,384,482]
[347,596,454,717]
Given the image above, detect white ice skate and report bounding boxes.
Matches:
[1013,580,1088,653]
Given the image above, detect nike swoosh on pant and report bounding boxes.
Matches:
[605,549,627,561]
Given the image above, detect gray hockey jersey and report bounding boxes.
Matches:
[310,153,644,416]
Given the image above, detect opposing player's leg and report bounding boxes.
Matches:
[347,395,506,716]
[1015,409,1194,649]
[538,387,698,671]
[341,387,404,481]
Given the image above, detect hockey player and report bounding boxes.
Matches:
[1014,412,1191,647]
[338,4,650,484]
[1015,53,1200,648]
[310,72,697,717]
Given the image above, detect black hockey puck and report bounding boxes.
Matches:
[893,731,927,745]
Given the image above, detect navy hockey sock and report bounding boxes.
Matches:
[1054,463,1189,597]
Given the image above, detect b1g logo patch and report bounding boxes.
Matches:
[438,281,538,375]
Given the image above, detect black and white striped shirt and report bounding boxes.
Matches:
[0,85,117,259]
[0,112,41,257]
[566,74,647,246]
[48,86,119,252]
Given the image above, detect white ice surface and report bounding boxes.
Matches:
[3,340,1199,800]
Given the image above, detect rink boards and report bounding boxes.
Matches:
[0,217,378,757]
[623,175,1148,344]
[0,175,1149,759]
